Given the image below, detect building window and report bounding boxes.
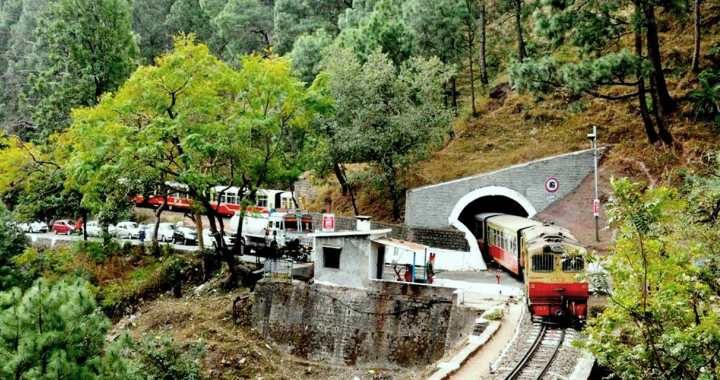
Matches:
[323,247,341,269]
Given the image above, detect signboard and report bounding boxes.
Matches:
[544,176,559,193]
[593,198,601,217]
[321,213,335,232]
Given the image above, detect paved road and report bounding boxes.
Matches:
[25,232,202,252]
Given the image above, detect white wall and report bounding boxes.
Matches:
[384,246,486,271]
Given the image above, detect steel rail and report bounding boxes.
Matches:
[537,328,566,379]
[504,324,547,380]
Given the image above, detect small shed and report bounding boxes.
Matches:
[312,228,392,289]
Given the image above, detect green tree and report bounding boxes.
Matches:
[335,0,415,66]
[0,0,47,137]
[318,48,452,220]
[211,0,274,58]
[25,0,137,140]
[273,0,350,54]
[0,204,26,291]
[66,37,321,286]
[0,278,139,379]
[510,0,680,146]
[289,28,333,84]
[132,0,176,63]
[583,177,720,378]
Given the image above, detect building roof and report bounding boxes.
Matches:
[311,229,392,238]
[372,238,428,253]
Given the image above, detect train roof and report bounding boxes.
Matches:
[524,224,579,245]
[485,214,542,231]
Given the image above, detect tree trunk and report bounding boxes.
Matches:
[200,197,250,288]
[691,0,701,73]
[479,1,489,85]
[643,3,675,112]
[465,0,478,116]
[152,194,167,256]
[514,0,527,61]
[649,75,674,146]
[635,27,660,144]
[332,162,359,215]
[195,211,204,250]
[451,76,459,115]
[383,160,402,221]
[81,210,88,241]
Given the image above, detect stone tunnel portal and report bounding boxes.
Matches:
[448,186,537,270]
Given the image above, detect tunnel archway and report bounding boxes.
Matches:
[448,186,537,270]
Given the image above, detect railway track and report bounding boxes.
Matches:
[503,323,567,380]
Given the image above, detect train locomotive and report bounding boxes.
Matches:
[474,213,588,322]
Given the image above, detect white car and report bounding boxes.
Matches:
[173,223,197,245]
[85,221,103,237]
[115,221,141,239]
[19,221,49,233]
[141,222,176,242]
[202,228,235,249]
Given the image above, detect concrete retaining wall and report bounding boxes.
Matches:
[252,280,475,367]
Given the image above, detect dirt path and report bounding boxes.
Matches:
[449,301,524,379]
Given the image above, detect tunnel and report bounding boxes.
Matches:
[448,186,537,270]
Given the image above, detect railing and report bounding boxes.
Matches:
[263,259,293,281]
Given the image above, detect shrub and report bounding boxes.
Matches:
[130,334,205,380]
[0,207,27,290]
[484,308,504,321]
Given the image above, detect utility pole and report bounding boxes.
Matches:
[588,126,600,242]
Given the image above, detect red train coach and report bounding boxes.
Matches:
[475,213,589,322]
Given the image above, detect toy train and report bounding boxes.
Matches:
[474,213,588,322]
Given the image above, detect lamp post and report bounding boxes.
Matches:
[587,126,600,242]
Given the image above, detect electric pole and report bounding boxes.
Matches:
[588,126,600,242]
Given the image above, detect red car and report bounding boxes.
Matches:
[52,220,76,235]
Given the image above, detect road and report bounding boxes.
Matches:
[25,231,202,252]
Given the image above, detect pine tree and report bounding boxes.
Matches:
[0,279,138,379]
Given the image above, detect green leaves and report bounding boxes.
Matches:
[0,278,139,379]
[582,177,720,378]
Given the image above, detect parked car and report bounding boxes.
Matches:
[52,220,75,235]
[138,223,176,242]
[115,221,141,239]
[201,228,235,249]
[85,221,102,237]
[19,221,49,233]
[173,223,197,245]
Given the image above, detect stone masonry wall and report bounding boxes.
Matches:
[308,213,468,251]
[405,149,599,229]
[252,279,475,367]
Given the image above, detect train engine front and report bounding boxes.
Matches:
[523,225,588,323]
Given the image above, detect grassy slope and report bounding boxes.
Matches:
[311,3,720,223]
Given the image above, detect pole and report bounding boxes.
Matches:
[592,126,600,242]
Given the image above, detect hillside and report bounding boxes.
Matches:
[310,2,720,223]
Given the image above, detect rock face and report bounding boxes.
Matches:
[252,280,475,367]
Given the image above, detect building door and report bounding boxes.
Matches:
[376,246,385,279]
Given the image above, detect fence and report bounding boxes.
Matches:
[263,259,293,281]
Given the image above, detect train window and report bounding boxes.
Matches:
[532,254,555,272]
[562,256,584,272]
[226,194,237,204]
[219,194,226,203]
[256,194,268,207]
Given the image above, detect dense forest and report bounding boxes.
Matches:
[1,0,720,378]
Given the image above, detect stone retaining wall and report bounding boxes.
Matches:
[308,213,468,251]
[252,279,475,367]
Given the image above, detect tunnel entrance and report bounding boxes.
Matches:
[457,195,529,232]
[448,186,537,270]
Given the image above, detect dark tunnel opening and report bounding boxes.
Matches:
[457,195,529,241]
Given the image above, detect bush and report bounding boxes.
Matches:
[130,334,205,380]
[484,308,504,321]
[689,70,720,128]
